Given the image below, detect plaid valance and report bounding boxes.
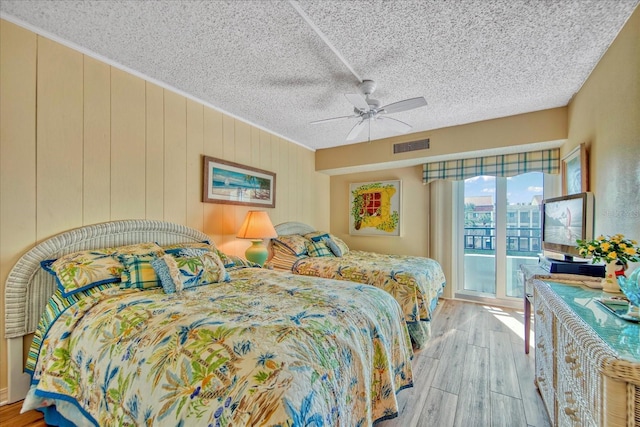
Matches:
[422,148,560,184]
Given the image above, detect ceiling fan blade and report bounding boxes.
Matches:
[346,119,367,141]
[380,97,427,115]
[377,116,412,134]
[310,114,359,125]
[345,93,370,111]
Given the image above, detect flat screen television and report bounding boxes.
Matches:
[541,192,594,262]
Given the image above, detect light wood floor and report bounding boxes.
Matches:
[378,299,550,427]
[1,299,549,427]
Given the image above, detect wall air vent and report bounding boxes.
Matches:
[393,139,430,154]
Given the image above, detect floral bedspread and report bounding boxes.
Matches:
[293,250,446,323]
[24,268,413,426]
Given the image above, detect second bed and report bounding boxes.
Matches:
[267,222,447,348]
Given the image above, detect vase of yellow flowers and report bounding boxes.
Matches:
[577,234,640,293]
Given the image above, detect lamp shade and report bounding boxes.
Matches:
[236,211,277,240]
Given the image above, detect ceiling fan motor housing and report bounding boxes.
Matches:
[359,79,377,96]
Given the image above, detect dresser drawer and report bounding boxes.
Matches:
[555,322,604,426]
[534,287,556,422]
[556,369,597,427]
[536,362,556,423]
[534,286,554,343]
[530,279,640,427]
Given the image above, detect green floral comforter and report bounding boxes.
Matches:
[293,250,446,323]
[23,268,413,426]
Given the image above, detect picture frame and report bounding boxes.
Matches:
[349,180,401,236]
[202,156,276,207]
[562,143,588,195]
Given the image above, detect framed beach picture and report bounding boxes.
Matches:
[349,180,401,236]
[562,143,588,195]
[202,156,276,207]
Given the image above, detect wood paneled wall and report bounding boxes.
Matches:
[0,19,330,396]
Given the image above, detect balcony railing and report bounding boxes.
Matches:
[464,226,541,254]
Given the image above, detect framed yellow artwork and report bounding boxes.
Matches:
[349,180,401,236]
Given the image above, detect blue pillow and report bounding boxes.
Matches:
[323,238,343,257]
[309,233,330,242]
[309,233,342,257]
[152,251,229,294]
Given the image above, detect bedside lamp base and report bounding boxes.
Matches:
[245,240,268,266]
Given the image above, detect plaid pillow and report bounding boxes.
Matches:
[118,254,161,290]
[305,240,335,258]
[308,232,330,242]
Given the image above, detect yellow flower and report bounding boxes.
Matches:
[577,233,640,264]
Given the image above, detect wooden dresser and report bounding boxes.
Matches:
[533,279,640,426]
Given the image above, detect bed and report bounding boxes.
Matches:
[267,222,447,349]
[5,220,413,426]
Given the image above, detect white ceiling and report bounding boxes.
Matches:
[1,0,638,151]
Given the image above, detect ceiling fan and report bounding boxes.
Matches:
[310,79,428,142]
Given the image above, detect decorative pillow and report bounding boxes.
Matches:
[210,249,234,268]
[161,241,235,268]
[323,238,343,257]
[273,234,309,256]
[42,249,124,297]
[152,250,229,294]
[329,234,350,255]
[305,232,342,257]
[265,249,305,271]
[308,233,330,242]
[225,255,262,270]
[161,241,211,251]
[305,240,335,258]
[114,242,165,257]
[118,254,162,290]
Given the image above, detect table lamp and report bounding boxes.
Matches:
[236,210,277,266]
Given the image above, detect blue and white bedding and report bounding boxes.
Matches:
[23,267,413,426]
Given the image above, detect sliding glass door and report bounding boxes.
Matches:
[458,172,543,301]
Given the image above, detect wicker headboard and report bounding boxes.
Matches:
[4,219,210,339]
[274,221,316,236]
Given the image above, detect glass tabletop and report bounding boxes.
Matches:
[546,281,640,363]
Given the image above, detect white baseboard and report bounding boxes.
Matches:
[0,387,8,406]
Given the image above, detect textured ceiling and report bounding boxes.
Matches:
[1,0,638,151]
